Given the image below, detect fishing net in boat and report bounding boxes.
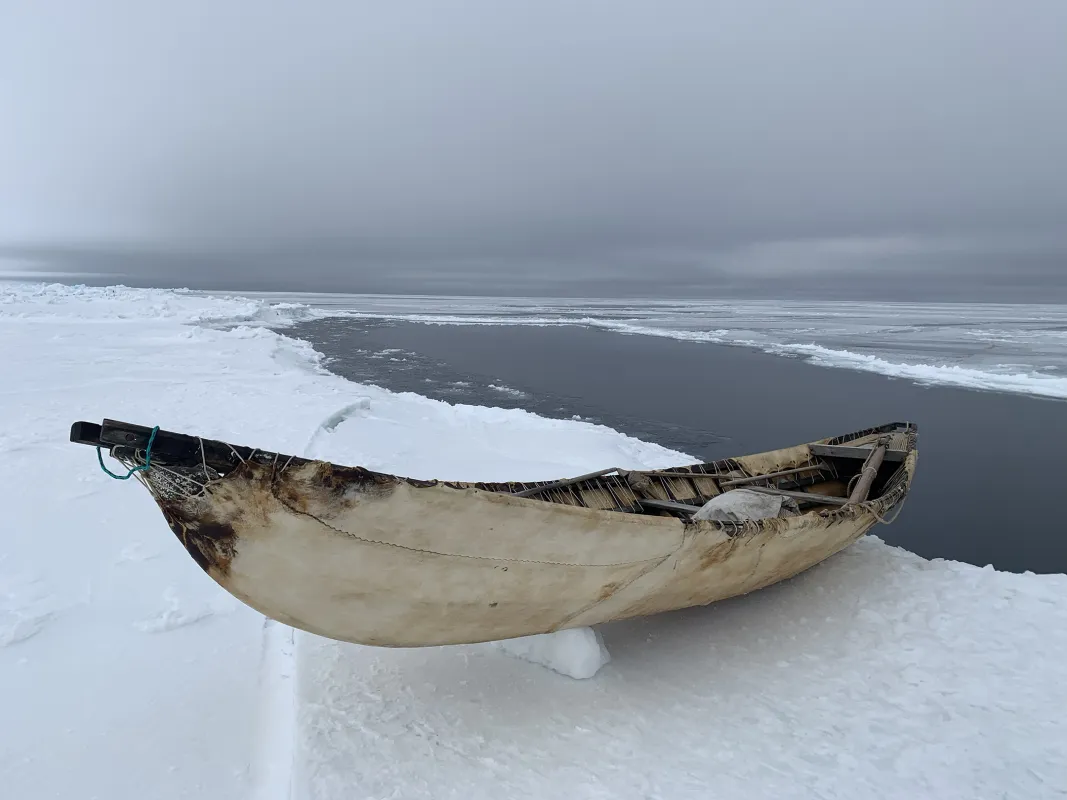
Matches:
[104,437,252,504]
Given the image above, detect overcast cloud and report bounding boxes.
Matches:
[2,1,1066,298]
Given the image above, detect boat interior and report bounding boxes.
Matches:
[476,422,917,519]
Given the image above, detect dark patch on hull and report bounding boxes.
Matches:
[158,499,238,575]
[315,462,399,496]
[698,534,745,571]
[271,460,405,519]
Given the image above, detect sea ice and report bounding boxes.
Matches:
[2,281,1065,800]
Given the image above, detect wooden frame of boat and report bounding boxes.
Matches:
[70,418,918,647]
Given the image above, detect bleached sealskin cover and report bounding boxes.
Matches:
[71,419,918,647]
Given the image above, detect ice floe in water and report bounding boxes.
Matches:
[488,383,530,399]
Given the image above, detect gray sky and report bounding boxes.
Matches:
[2,1,1067,298]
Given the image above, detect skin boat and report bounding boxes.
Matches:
[71,418,918,647]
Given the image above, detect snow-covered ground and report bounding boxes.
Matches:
[2,282,1066,799]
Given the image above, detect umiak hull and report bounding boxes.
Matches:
[71,419,917,646]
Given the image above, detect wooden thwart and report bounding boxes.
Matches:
[637,499,703,515]
[720,463,830,487]
[745,486,850,506]
[810,443,906,462]
[512,468,619,498]
[515,468,727,499]
[635,470,720,479]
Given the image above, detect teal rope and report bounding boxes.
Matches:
[98,426,159,480]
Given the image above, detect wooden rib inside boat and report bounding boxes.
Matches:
[70,418,918,647]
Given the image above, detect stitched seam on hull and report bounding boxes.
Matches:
[552,549,678,629]
[272,495,678,568]
[737,535,770,594]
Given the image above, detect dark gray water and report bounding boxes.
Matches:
[283,317,1067,574]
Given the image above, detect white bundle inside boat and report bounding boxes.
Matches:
[693,489,796,522]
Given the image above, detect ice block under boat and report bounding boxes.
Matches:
[70,419,918,646]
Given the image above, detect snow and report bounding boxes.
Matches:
[490,627,612,680]
[296,539,1067,799]
[2,281,1066,799]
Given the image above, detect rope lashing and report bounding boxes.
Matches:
[97,426,159,480]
